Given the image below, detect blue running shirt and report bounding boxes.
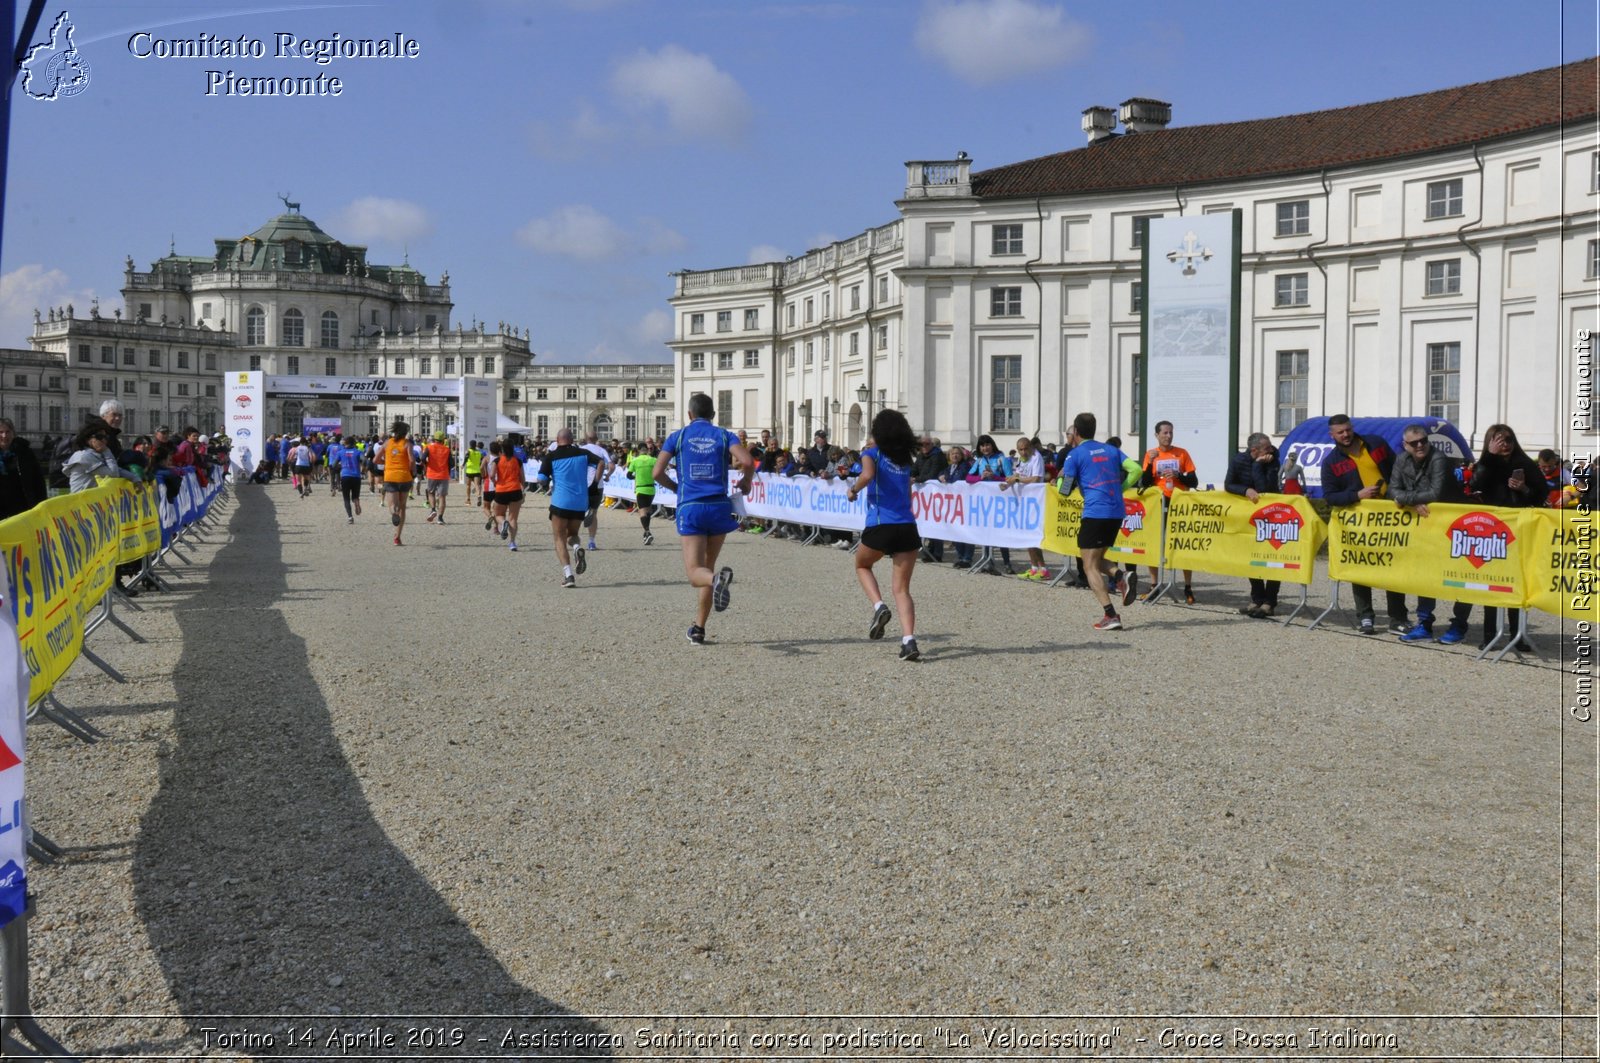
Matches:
[1060,439,1129,520]
[540,444,601,511]
[661,420,739,505]
[861,446,915,527]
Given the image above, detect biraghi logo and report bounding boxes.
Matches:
[1447,512,1513,569]
[1119,498,1145,537]
[1251,502,1303,549]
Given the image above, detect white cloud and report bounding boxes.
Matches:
[332,197,434,246]
[527,101,619,162]
[915,0,1091,85]
[747,244,787,264]
[516,205,685,262]
[0,264,97,348]
[630,308,672,345]
[609,44,753,144]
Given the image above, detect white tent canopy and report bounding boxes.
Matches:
[447,414,535,437]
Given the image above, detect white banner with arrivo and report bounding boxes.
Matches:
[0,600,27,927]
[223,370,264,476]
[908,479,1046,548]
[600,468,678,508]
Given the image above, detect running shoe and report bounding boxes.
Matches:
[1184,586,1196,605]
[1398,623,1433,643]
[485,518,493,530]
[575,546,587,575]
[509,542,518,552]
[686,624,706,645]
[347,517,354,525]
[1092,613,1123,631]
[1121,570,1138,607]
[643,531,654,546]
[562,574,575,588]
[712,566,733,612]
[354,501,362,516]
[898,638,921,662]
[391,512,401,527]
[393,535,402,547]
[426,513,436,523]
[1436,622,1468,645]
[868,602,892,640]
[588,540,597,550]
[500,521,509,541]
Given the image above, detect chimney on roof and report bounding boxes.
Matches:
[1119,97,1172,133]
[1082,105,1117,145]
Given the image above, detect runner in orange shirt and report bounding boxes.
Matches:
[382,421,416,546]
[490,434,526,551]
[1139,419,1198,603]
[423,431,455,524]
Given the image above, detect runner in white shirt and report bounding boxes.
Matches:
[579,432,614,552]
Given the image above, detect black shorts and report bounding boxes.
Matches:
[860,522,921,556]
[550,505,585,522]
[482,491,497,505]
[635,494,656,510]
[1078,516,1121,551]
[495,490,525,507]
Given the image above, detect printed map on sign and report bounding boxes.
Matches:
[1149,305,1229,360]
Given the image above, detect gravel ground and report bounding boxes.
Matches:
[16,479,1596,1061]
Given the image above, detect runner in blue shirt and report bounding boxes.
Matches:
[844,409,923,661]
[336,439,364,522]
[653,394,753,645]
[539,428,602,586]
[1057,411,1133,631]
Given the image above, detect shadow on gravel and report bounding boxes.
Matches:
[132,487,610,1056]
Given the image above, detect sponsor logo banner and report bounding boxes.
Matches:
[0,599,26,927]
[1523,508,1597,620]
[1163,490,1324,586]
[1041,488,1165,562]
[1329,500,1531,606]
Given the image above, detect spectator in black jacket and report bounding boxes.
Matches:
[1322,413,1409,636]
[0,419,47,520]
[1389,424,1472,644]
[912,434,948,561]
[1471,423,1544,652]
[1223,432,1281,617]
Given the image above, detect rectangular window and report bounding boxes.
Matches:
[392,357,404,374]
[76,377,89,392]
[848,333,859,357]
[484,357,494,373]
[743,350,759,368]
[1131,214,1162,249]
[689,353,705,372]
[250,355,262,371]
[565,414,579,432]
[625,415,637,440]
[425,313,437,329]
[1130,282,1143,314]
[787,345,796,368]
[509,388,520,401]
[805,342,814,366]
[75,345,90,364]
[596,387,607,400]
[1589,239,1600,280]
[371,310,380,325]
[204,352,216,370]
[46,377,59,389]
[1275,200,1310,236]
[367,357,380,374]
[805,298,814,323]
[878,275,889,303]
[100,379,114,393]
[287,356,300,375]
[534,388,547,400]
[99,345,112,364]
[625,387,638,400]
[990,286,1022,317]
[689,313,705,335]
[822,336,831,363]
[537,415,549,438]
[716,310,732,332]
[202,301,212,318]
[464,357,475,374]
[122,380,135,394]
[1274,273,1309,307]
[990,356,1022,432]
[149,349,162,367]
[1425,259,1462,296]
[149,381,161,395]
[849,284,861,311]
[123,348,134,366]
[205,385,216,397]
[1427,342,1461,421]
[786,304,795,329]
[717,389,733,426]
[325,357,337,375]
[743,308,759,330]
[1275,350,1310,434]
[177,350,190,369]
[566,387,579,400]
[139,303,152,320]
[1426,178,1464,219]
[655,415,668,438]
[992,223,1023,255]
[822,293,830,319]
[443,356,455,374]
[877,324,888,351]
[1592,152,1600,193]
[420,357,431,374]
[654,387,667,400]
[177,383,190,397]
[11,375,24,388]
[717,351,734,371]
[48,407,61,432]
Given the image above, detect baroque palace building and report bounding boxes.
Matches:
[671,59,1597,455]
[16,204,531,440]
[504,363,674,445]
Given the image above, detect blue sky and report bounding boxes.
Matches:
[3,0,1593,365]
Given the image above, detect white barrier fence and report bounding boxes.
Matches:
[601,469,1045,548]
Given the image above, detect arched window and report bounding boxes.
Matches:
[593,414,614,442]
[245,307,265,346]
[282,308,305,347]
[320,311,339,349]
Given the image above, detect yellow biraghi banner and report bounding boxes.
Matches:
[1163,490,1325,584]
[1522,507,1598,621]
[0,485,126,704]
[1328,500,1533,607]
[113,480,162,565]
[1041,488,1163,562]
